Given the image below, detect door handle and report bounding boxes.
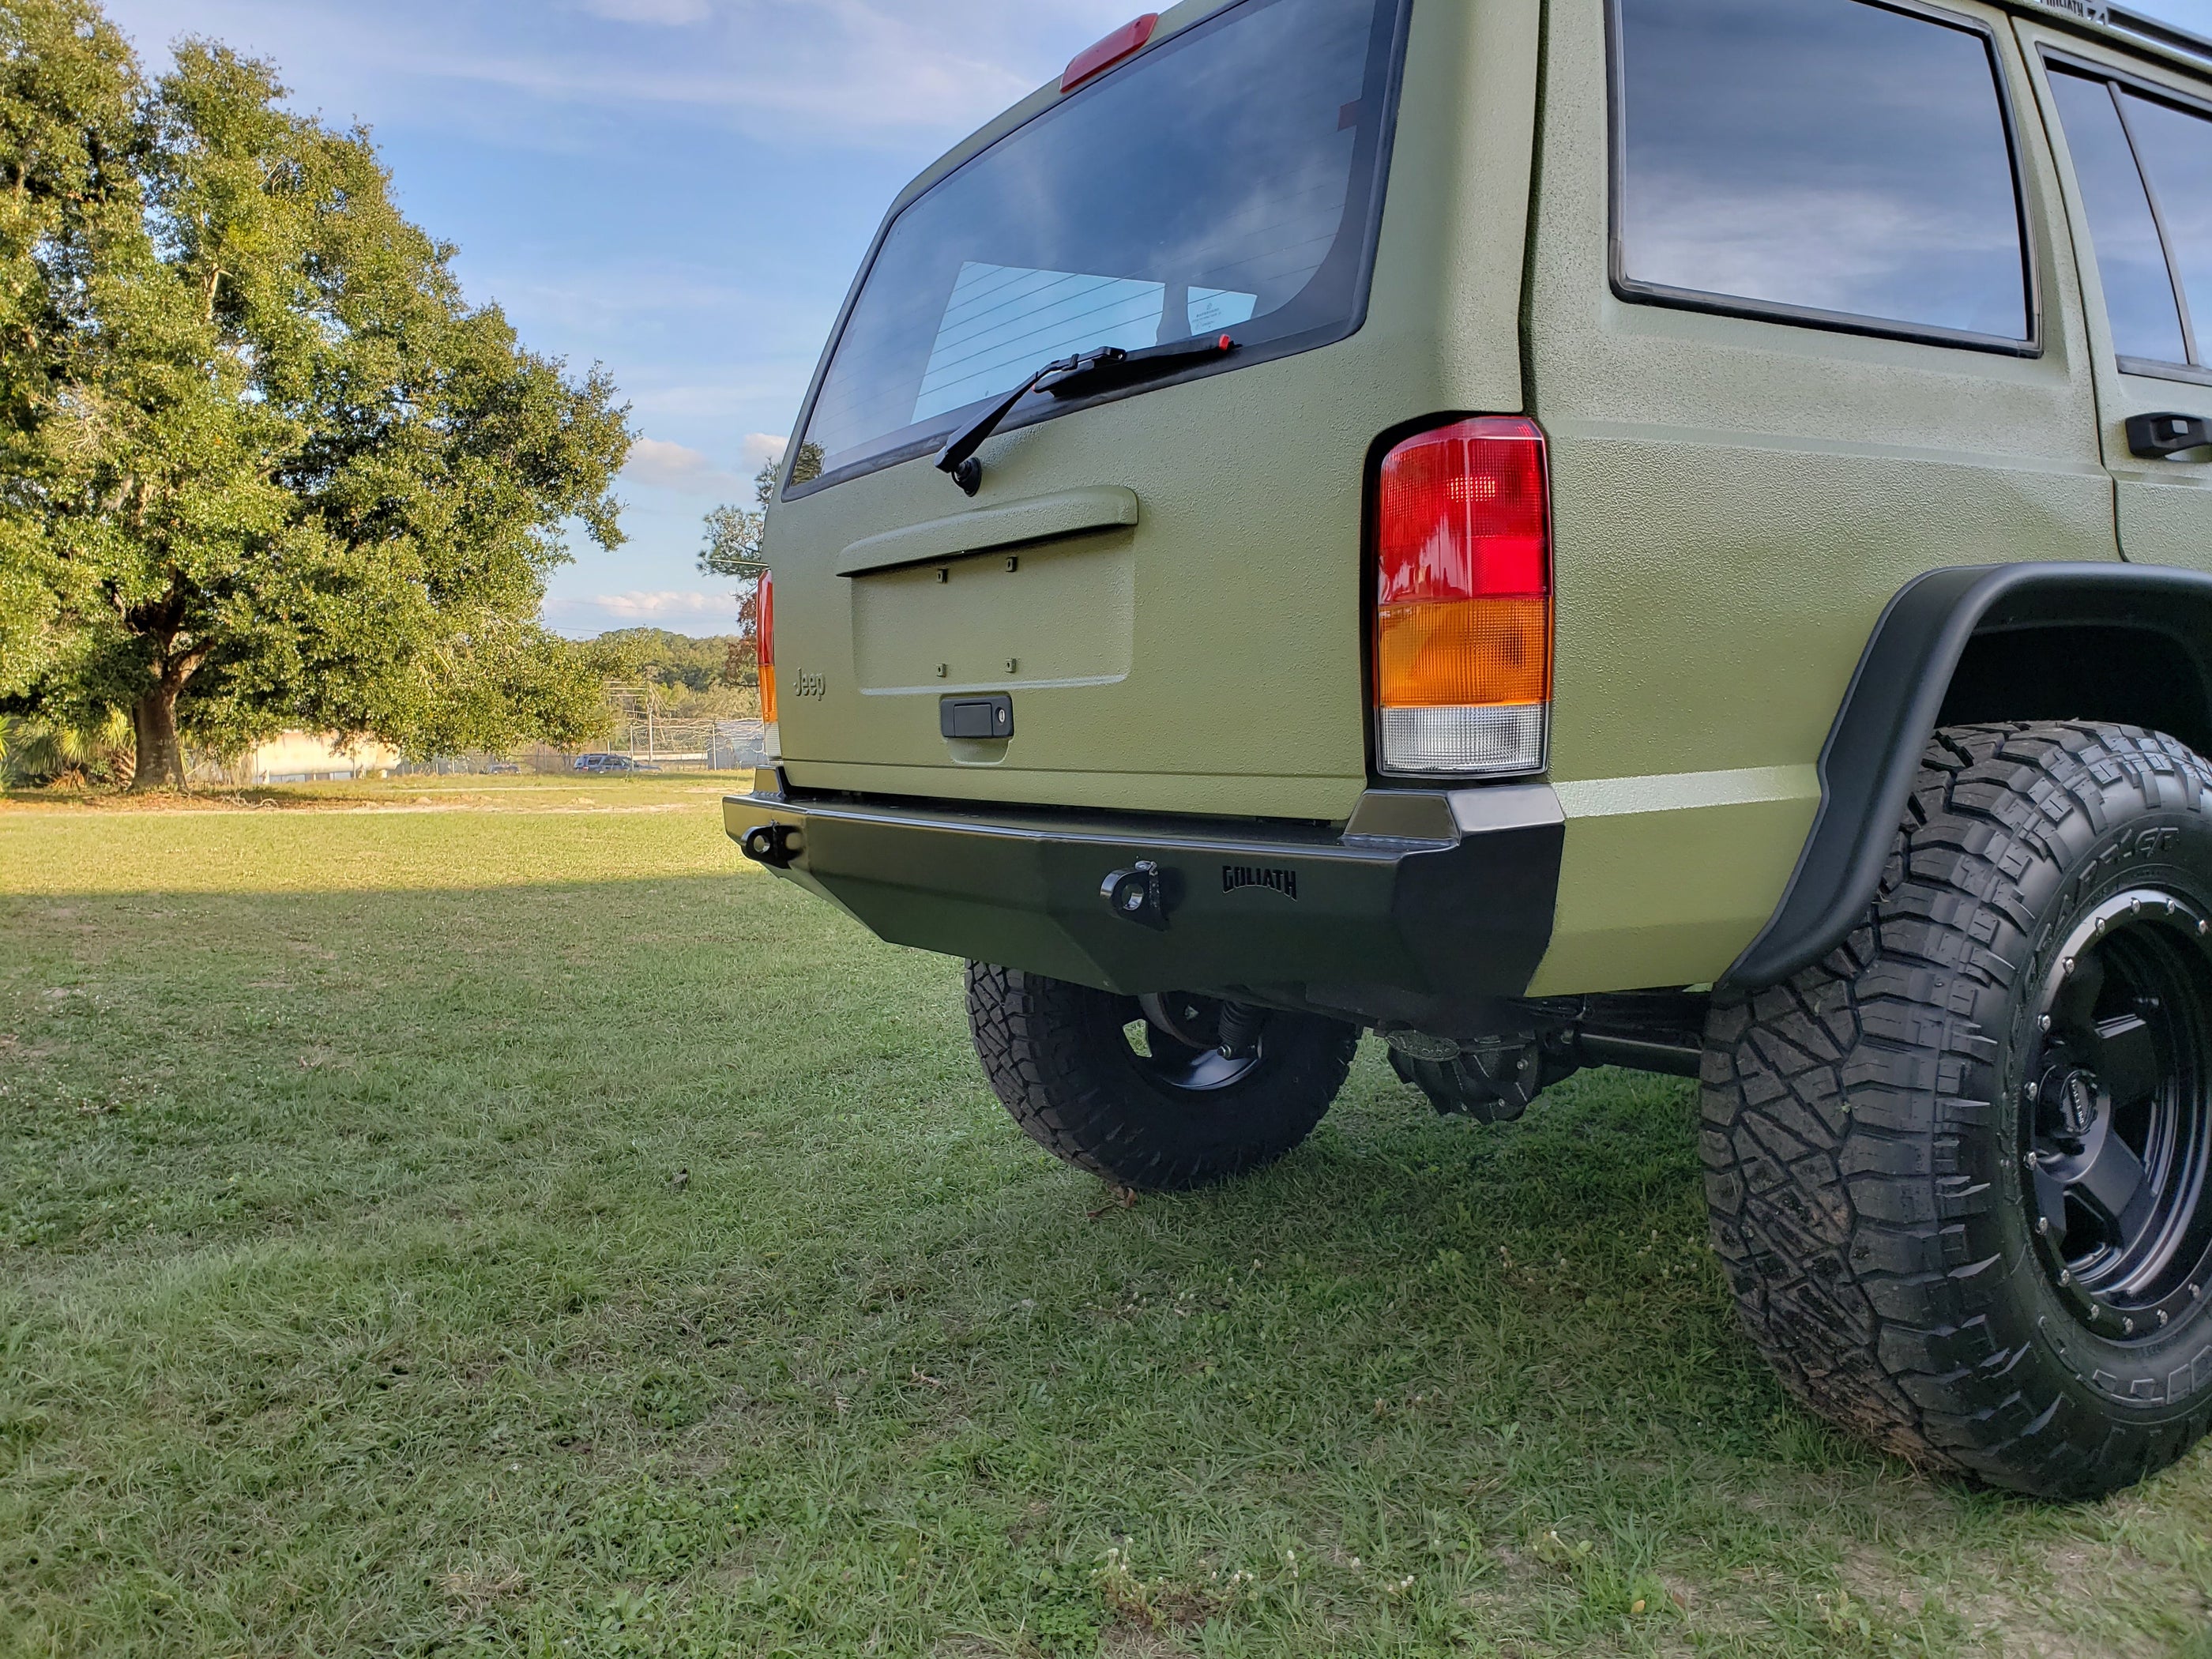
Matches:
[2127,412,2212,459]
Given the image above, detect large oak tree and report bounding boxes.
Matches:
[0,0,631,787]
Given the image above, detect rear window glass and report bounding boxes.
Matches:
[793,0,1403,491]
[1614,0,2031,346]
[2048,69,2192,366]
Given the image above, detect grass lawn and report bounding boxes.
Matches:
[2,777,2210,1657]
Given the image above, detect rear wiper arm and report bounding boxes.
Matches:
[935,333,1238,496]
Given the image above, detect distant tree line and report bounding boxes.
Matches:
[1,623,755,786]
[0,0,634,790]
[594,628,751,695]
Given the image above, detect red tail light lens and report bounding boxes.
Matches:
[1373,417,1552,776]
[757,569,777,728]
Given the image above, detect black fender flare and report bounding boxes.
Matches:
[1725,561,2212,988]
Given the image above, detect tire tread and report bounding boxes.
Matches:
[1705,722,2212,1498]
[967,963,1356,1192]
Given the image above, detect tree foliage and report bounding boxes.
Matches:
[0,0,632,787]
[698,455,775,581]
[0,707,131,785]
[698,443,811,687]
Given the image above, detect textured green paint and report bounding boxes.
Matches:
[1522,0,2120,993]
[763,0,1540,823]
[833,487,1138,577]
[2015,17,2212,577]
[1534,769,1819,995]
[756,0,2212,1002]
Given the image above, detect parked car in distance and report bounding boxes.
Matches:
[732,0,2212,1501]
[573,754,636,773]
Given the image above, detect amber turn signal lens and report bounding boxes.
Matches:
[756,570,777,727]
[1375,595,1552,709]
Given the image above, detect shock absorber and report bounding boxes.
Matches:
[1217,1002,1270,1060]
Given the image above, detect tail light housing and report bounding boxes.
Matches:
[757,569,778,732]
[1372,416,1552,777]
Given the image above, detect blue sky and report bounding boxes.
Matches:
[95,0,2212,638]
[97,0,1138,638]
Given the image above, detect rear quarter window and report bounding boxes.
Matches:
[2046,66,2194,367]
[1611,0,2033,350]
[2112,89,2212,365]
[2045,58,2212,378]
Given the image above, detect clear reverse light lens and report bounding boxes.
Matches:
[1378,705,1546,777]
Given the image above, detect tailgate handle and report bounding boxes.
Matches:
[940,694,1014,740]
[836,487,1139,577]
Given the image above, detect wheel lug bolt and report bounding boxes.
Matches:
[2037,1217,2053,1236]
[2125,1318,2137,1335]
[2060,1270,2075,1286]
[2039,1014,2053,1032]
[2063,957,2076,975]
[2158,1311,2170,1328]
[2025,1081,2040,1103]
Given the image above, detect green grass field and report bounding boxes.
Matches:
[2,778,2209,1657]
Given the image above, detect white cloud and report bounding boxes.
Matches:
[741,432,788,471]
[542,591,739,636]
[577,591,730,619]
[623,437,741,495]
[100,0,1141,147]
[577,0,709,22]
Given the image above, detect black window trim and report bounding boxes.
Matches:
[1603,0,2045,359]
[2108,82,2202,362]
[778,0,1414,503]
[2041,43,2212,379]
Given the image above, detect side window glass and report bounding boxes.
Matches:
[1615,0,2030,345]
[2116,91,2212,363]
[2048,70,2190,365]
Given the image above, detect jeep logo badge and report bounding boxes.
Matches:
[1222,864,1299,901]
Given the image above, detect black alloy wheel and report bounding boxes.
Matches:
[1704,723,2212,1498]
[2024,889,2212,1338]
[1125,991,1270,1093]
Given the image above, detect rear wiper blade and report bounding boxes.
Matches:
[935,333,1238,496]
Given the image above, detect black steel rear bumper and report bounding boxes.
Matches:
[726,773,1563,1031]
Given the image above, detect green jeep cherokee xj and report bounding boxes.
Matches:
[731,0,2212,1499]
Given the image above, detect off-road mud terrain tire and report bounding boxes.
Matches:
[967,963,1358,1192]
[1704,723,2212,1499]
